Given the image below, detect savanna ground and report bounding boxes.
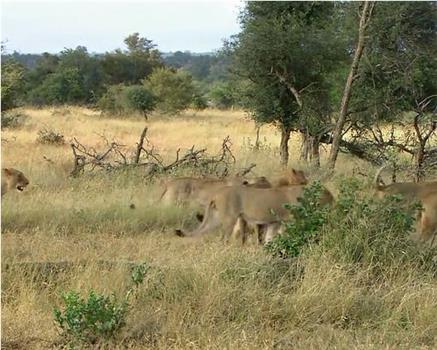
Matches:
[2,107,437,349]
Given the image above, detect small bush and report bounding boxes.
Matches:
[1,110,27,128]
[320,178,424,268]
[53,262,148,347]
[98,84,126,115]
[265,181,330,258]
[190,94,208,110]
[124,85,157,118]
[98,84,156,118]
[36,128,65,145]
[53,290,128,345]
[265,178,433,272]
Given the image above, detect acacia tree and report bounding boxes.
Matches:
[229,1,347,166]
[328,2,437,173]
[328,1,375,169]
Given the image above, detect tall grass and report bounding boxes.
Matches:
[2,107,437,349]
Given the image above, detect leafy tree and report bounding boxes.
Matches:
[98,84,127,115]
[34,67,86,105]
[208,80,241,109]
[144,67,195,115]
[229,1,347,165]
[124,85,157,118]
[102,33,162,85]
[57,46,106,103]
[25,53,60,104]
[1,58,25,110]
[328,2,437,172]
[26,47,104,105]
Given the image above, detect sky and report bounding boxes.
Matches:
[1,0,243,54]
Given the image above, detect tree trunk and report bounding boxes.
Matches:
[311,136,320,167]
[279,125,291,167]
[300,132,309,161]
[414,147,425,182]
[255,124,261,151]
[327,1,375,169]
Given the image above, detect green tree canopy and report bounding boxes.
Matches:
[229,1,348,165]
[144,67,195,115]
[1,58,25,110]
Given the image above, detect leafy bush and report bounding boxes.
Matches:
[124,85,157,118]
[53,290,128,345]
[36,128,65,145]
[265,181,330,258]
[190,94,208,110]
[98,84,156,117]
[320,178,424,267]
[53,262,149,346]
[1,110,27,128]
[265,178,432,271]
[207,81,237,109]
[144,67,195,115]
[97,85,127,115]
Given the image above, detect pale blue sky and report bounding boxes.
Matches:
[1,0,243,54]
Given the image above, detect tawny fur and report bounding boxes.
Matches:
[375,166,437,245]
[1,168,29,197]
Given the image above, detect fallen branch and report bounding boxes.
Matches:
[69,128,241,179]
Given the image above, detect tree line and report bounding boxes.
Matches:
[2,1,436,172]
[1,33,238,115]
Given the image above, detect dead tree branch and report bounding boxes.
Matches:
[69,128,242,179]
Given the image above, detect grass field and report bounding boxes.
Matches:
[2,107,437,349]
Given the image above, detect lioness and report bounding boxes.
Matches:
[175,184,334,244]
[272,168,308,187]
[375,166,437,244]
[1,168,30,196]
[159,176,269,206]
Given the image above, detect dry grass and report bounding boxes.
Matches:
[2,107,436,349]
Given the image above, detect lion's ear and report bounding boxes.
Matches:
[291,168,297,174]
[3,168,12,175]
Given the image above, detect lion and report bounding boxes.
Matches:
[375,166,437,244]
[272,168,308,187]
[159,175,270,206]
[191,169,307,223]
[1,168,30,197]
[175,184,334,244]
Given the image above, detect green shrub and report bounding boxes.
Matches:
[53,262,149,346]
[53,290,128,345]
[98,84,156,117]
[124,85,157,118]
[190,94,208,110]
[320,178,424,268]
[265,178,434,272]
[1,110,27,128]
[265,181,330,258]
[97,84,126,115]
[144,67,195,115]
